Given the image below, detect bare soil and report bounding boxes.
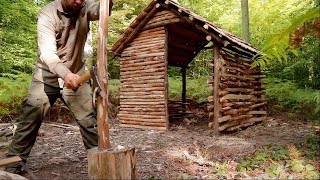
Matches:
[0,103,318,179]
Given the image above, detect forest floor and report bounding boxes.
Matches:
[0,103,319,179]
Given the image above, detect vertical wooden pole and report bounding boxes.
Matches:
[181,67,187,113]
[164,27,169,130]
[213,46,221,134]
[88,0,136,179]
[96,0,110,150]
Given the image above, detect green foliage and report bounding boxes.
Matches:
[264,78,320,120]
[0,0,40,74]
[305,134,320,159]
[0,72,31,117]
[288,145,320,179]
[168,77,210,103]
[253,7,320,67]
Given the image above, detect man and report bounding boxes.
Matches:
[5,0,113,174]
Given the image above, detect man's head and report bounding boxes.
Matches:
[61,0,85,14]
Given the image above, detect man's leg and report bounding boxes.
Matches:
[62,82,98,149]
[6,80,58,173]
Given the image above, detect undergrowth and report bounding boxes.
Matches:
[264,77,320,121]
[0,71,31,120]
[212,144,319,179]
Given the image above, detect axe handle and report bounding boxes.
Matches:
[76,71,91,85]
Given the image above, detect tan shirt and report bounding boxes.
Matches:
[33,0,99,87]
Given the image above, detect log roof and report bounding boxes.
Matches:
[111,0,260,66]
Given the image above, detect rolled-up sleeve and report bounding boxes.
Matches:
[37,11,70,78]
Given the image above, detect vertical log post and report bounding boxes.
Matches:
[87,0,136,179]
[181,66,187,114]
[213,46,221,134]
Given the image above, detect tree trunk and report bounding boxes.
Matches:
[241,0,250,42]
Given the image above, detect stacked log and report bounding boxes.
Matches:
[168,100,192,120]
[208,48,267,132]
[118,26,167,130]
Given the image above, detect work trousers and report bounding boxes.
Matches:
[7,79,98,162]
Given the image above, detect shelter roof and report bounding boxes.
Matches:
[111,0,259,63]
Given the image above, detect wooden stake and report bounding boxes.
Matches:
[88,0,136,179]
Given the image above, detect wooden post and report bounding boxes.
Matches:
[213,46,221,134]
[181,66,187,114]
[87,0,136,179]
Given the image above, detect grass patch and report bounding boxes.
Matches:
[0,72,31,119]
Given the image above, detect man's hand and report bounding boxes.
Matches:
[64,72,80,89]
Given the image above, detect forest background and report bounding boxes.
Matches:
[0,0,319,178]
[0,0,319,123]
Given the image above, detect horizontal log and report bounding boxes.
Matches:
[120,101,165,105]
[128,37,165,47]
[223,108,250,115]
[121,52,165,59]
[119,124,167,131]
[121,62,164,72]
[120,83,163,89]
[121,56,164,65]
[123,42,164,52]
[120,98,165,102]
[121,79,164,85]
[132,33,165,43]
[218,115,232,123]
[249,102,267,109]
[120,67,165,76]
[120,75,164,81]
[220,94,255,101]
[224,117,268,131]
[120,104,165,108]
[248,111,267,115]
[120,120,166,127]
[139,26,165,32]
[219,81,253,89]
[120,86,165,92]
[122,45,165,56]
[121,59,164,68]
[221,101,254,108]
[118,114,166,120]
[223,88,255,93]
[120,94,164,99]
[119,110,165,115]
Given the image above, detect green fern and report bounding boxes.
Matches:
[253,8,320,67]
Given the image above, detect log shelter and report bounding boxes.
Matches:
[111,0,267,132]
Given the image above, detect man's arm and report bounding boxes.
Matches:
[37,11,71,79]
[37,11,79,89]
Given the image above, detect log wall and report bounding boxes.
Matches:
[208,47,267,132]
[119,26,168,131]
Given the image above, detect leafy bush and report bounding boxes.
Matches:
[264,78,320,120]
[0,0,40,74]
[0,72,31,118]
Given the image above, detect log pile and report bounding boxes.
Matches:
[208,48,267,132]
[118,26,168,131]
[168,100,192,120]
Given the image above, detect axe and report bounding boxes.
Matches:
[75,66,102,90]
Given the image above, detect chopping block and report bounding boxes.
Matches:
[87,146,136,179]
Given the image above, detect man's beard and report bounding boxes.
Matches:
[64,0,83,15]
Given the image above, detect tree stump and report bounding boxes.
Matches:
[0,170,28,180]
[87,146,136,179]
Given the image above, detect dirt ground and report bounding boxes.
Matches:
[0,105,318,179]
